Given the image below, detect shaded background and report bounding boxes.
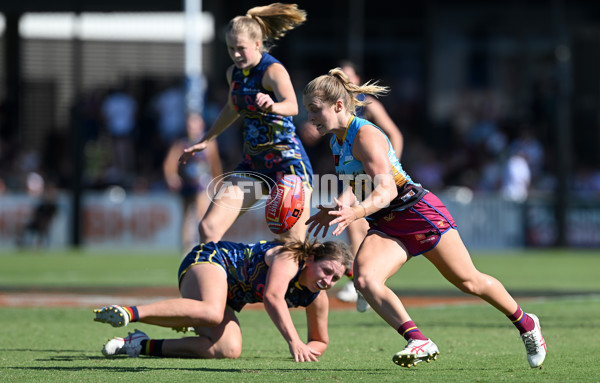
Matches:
[1,0,599,248]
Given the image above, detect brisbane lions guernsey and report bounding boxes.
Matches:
[330,115,427,219]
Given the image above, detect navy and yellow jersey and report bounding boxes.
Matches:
[330,115,427,219]
[230,53,298,157]
[178,240,320,312]
[230,53,313,185]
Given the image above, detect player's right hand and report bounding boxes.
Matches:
[306,205,336,238]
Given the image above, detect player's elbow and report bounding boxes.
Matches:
[280,104,298,117]
[384,185,398,202]
[278,101,298,117]
[263,292,285,307]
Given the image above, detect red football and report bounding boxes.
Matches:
[265,174,305,234]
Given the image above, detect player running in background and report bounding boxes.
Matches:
[301,68,546,368]
[335,61,405,311]
[94,238,352,362]
[163,113,222,252]
[180,3,313,243]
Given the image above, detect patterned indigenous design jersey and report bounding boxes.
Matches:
[179,241,320,312]
[330,116,424,218]
[230,53,301,163]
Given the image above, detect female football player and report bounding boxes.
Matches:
[180,3,313,243]
[94,238,352,362]
[302,68,547,369]
[335,61,405,311]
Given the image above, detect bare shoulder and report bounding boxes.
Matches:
[357,122,386,138]
[264,245,295,267]
[354,123,389,156]
[263,62,291,83]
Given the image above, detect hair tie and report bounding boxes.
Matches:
[247,13,266,35]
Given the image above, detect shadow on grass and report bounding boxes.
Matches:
[4,365,393,374]
[0,349,85,353]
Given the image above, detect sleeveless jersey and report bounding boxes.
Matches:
[330,116,427,220]
[178,240,320,312]
[230,53,299,158]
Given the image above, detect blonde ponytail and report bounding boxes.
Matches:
[228,3,306,52]
[304,67,390,115]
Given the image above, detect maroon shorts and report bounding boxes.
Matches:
[367,192,457,256]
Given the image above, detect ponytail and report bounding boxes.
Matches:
[228,3,306,53]
[304,67,390,115]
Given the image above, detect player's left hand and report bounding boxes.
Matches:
[288,340,320,362]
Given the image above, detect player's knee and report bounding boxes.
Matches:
[456,280,477,295]
[218,341,242,359]
[198,219,221,243]
[185,304,224,327]
[200,310,225,327]
[456,275,491,296]
[205,337,242,359]
[353,273,375,294]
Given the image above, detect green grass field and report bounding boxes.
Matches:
[1,249,600,382]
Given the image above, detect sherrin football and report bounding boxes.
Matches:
[265,174,305,234]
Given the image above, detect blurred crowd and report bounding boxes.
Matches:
[300,83,600,203]
[1,74,600,203]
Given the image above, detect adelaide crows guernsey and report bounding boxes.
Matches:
[230,53,299,160]
[178,240,319,312]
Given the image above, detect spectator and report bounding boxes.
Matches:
[501,148,531,202]
[163,113,223,251]
[152,80,187,146]
[16,182,58,248]
[101,84,138,182]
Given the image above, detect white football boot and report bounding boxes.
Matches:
[336,282,358,303]
[102,329,149,357]
[94,305,130,327]
[521,313,547,368]
[355,290,371,312]
[393,339,440,368]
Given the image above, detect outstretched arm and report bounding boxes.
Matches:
[304,291,330,355]
[180,103,239,162]
[181,65,239,163]
[263,253,321,362]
